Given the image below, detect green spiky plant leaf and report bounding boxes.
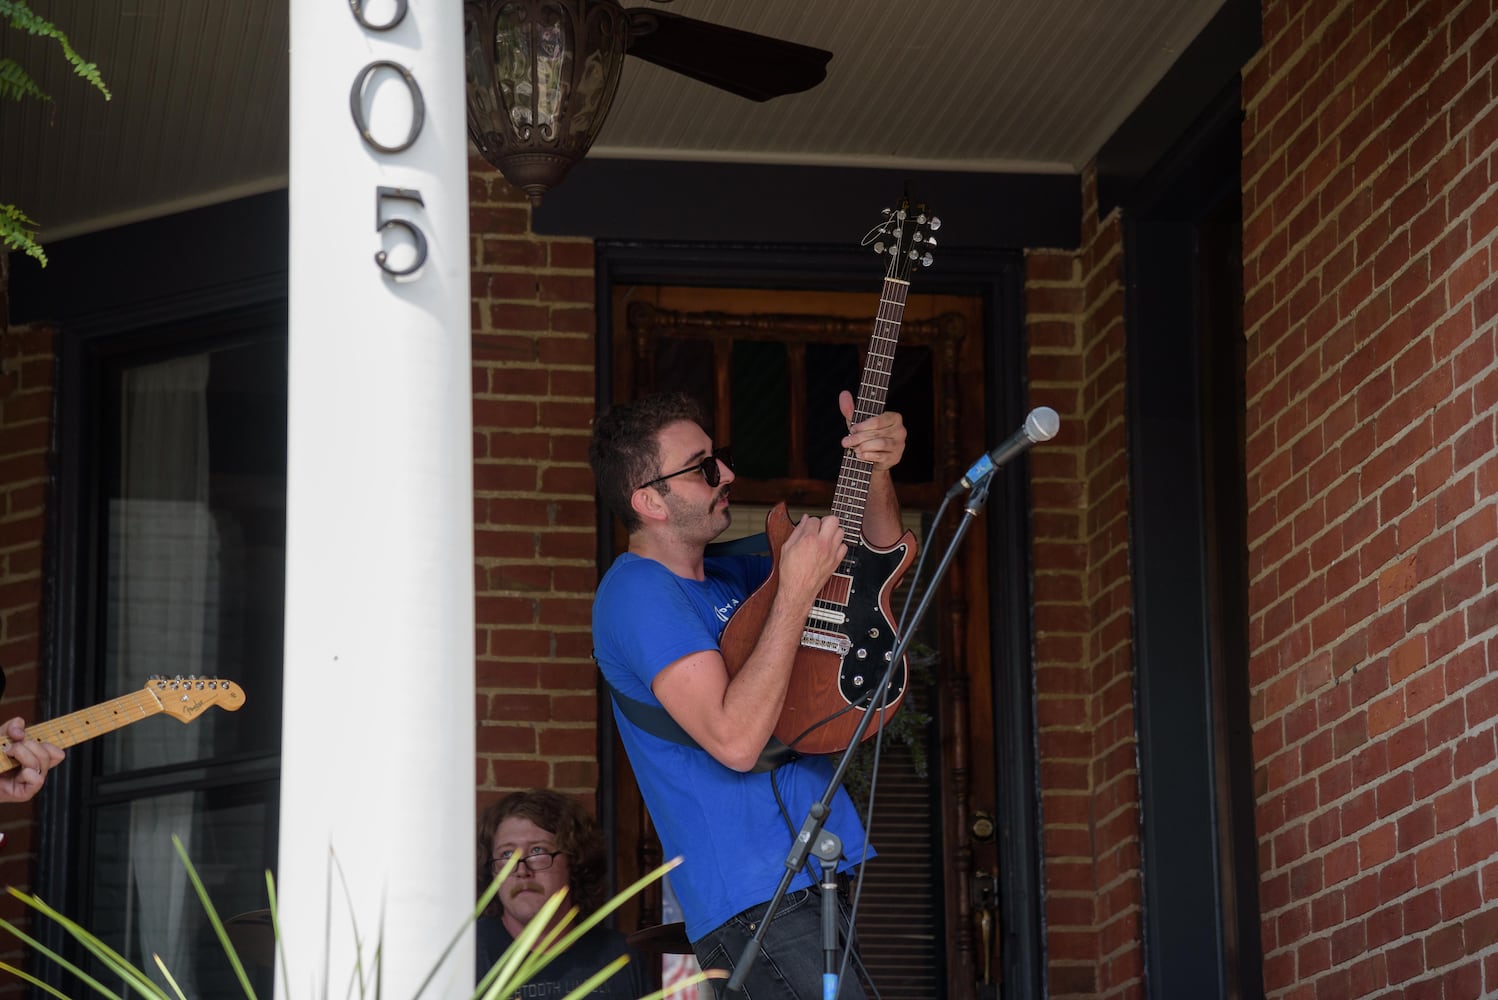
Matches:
[1,0,111,266]
[0,835,721,1000]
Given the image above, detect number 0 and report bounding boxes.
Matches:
[350,61,426,154]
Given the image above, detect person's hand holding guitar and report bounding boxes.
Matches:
[839,389,907,478]
[0,717,65,804]
[774,513,848,609]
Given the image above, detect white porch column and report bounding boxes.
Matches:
[280,0,474,997]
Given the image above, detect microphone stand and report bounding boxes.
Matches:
[725,475,996,998]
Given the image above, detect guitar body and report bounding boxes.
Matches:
[720,502,917,755]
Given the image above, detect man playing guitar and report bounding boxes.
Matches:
[589,389,907,1000]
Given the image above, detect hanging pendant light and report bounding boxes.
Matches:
[464,0,630,206]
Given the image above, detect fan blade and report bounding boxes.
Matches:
[625,9,830,102]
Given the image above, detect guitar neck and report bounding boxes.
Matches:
[832,275,910,542]
[0,689,166,772]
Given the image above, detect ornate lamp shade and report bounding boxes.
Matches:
[464,0,631,206]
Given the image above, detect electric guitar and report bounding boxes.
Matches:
[719,199,938,756]
[0,675,245,771]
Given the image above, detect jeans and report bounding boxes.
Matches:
[693,885,869,1000]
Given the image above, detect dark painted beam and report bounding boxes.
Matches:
[8,190,289,328]
[1096,0,1261,215]
[533,159,1080,250]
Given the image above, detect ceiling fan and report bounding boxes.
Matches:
[464,0,832,205]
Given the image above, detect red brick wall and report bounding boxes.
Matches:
[0,256,55,980]
[1028,167,1144,999]
[468,160,605,811]
[1243,0,1498,995]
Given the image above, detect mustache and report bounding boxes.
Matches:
[508,883,548,897]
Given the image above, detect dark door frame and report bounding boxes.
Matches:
[1121,84,1264,999]
[591,237,1045,998]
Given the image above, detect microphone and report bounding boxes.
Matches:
[946,406,1060,497]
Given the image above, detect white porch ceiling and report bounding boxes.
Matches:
[1,0,1225,241]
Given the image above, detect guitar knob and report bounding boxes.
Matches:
[853,675,865,686]
[867,627,880,638]
[856,648,867,660]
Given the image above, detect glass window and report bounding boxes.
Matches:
[48,324,286,998]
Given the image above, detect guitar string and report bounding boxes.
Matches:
[7,682,236,758]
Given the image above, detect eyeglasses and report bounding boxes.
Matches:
[490,849,565,876]
[636,447,732,492]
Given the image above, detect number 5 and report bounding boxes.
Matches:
[375,187,428,277]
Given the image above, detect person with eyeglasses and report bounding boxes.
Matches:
[475,789,648,998]
[588,390,907,999]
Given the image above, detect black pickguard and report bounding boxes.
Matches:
[817,541,911,707]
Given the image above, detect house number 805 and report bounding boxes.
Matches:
[348,0,429,277]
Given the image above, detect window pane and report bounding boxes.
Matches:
[729,340,789,479]
[101,340,286,772]
[649,337,717,438]
[66,327,286,999]
[86,783,279,999]
[804,343,934,484]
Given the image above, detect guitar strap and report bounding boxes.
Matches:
[601,676,798,774]
[600,535,798,773]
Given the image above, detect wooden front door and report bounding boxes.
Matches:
[602,279,1004,1000]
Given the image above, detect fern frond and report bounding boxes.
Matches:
[0,202,46,266]
[0,56,49,102]
[1,0,110,99]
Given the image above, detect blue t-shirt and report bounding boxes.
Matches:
[592,552,872,942]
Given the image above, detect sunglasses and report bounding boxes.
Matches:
[636,447,732,492]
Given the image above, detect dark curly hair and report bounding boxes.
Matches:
[476,790,608,917]
[588,392,705,534]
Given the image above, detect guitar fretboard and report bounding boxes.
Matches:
[0,689,165,772]
[828,275,909,549]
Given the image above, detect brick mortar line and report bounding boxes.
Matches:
[1245,250,1496,416]
[1245,230,1495,415]
[1247,519,1496,660]
[1243,374,1497,584]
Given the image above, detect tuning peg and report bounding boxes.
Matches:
[921,252,934,267]
[874,240,886,254]
[929,216,941,230]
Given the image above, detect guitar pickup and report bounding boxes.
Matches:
[808,606,848,626]
[802,629,852,656]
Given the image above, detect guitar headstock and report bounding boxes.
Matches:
[148,675,246,722]
[864,198,940,281]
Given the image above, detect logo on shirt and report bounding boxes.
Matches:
[715,596,742,624]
